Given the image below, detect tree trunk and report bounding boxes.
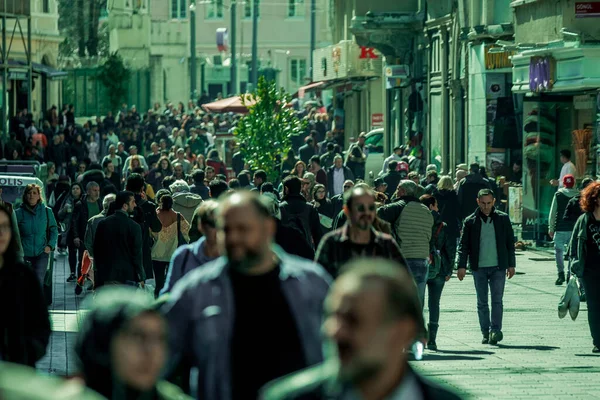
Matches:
[77,0,86,57]
[86,0,104,57]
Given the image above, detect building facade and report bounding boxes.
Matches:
[1,0,64,124]
[108,0,332,107]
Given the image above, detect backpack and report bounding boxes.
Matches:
[427,222,444,280]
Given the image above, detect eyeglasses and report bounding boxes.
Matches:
[316,190,326,194]
[344,185,353,189]
[356,204,376,213]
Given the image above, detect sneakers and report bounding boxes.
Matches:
[555,272,565,286]
[66,273,76,282]
[489,331,504,345]
[593,346,599,354]
[581,293,587,303]
[482,336,489,344]
[427,340,438,351]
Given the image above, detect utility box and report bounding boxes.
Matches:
[0,1,31,16]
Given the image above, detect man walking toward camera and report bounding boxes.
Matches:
[457,189,516,345]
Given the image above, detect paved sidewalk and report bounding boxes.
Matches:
[36,252,89,376]
[412,251,600,399]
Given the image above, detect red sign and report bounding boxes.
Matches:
[371,113,384,127]
[576,2,600,17]
[359,47,378,59]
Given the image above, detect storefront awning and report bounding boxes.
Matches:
[2,59,67,80]
[297,81,326,99]
[31,62,68,80]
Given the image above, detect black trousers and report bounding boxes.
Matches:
[152,260,169,298]
[583,269,600,347]
[68,241,84,276]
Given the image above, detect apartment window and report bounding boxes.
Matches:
[42,0,50,13]
[171,0,186,19]
[206,0,224,19]
[288,0,305,17]
[244,0,260,18]
[290,58,307,86]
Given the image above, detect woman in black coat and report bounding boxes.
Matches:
[435,176,462,240]
[0,204,51,366]
[70,133,88,162]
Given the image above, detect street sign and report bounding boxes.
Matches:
[385,65,410,79]
[576,2,600,17]
[371,113,384,127]
[359,47,378,59]
[216,28,229,52]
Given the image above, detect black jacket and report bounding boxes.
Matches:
[382,170,402,198]
[298,143,315,164]
[260,363,461,400]
[132,195,162,280]
[429,211,456,279]
[564,194,583,224]
[457,208,516,271]
[275,220,315,261]
[326,166,354,197]
[280,194,323,249]
[0,261,51,366]
[436,189,462,237]
[457,174,491,220]
[94,210,145,286]
[71,196,103,241]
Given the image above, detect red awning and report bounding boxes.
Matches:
[297,81,326,99]
[201,94,256,114]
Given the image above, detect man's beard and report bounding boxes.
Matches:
[228,246,264,272]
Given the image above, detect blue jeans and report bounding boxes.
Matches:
[472,266,506,335]
[426,275,446,326]
[553,231,571,274]
[25,253,50,288]
[407,258,429,309]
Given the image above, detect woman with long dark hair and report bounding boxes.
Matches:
[571,181,600,353]
[57,182,84,282]
[0,204,51,366]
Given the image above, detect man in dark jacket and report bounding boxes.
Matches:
[70,182,102,280]
[457,163,491,220]
[189,169,210,200]
[298,137,316,165]
[260,259,461,400]
[280,176,323,250]
[381,160,403,199]
[564,177,594,224]
[126,174,162,281]
[327,156,355,198]
[232,145,245,176]
[93,191,145,286]
[46,134,67,174]
[457,189,516,345]
[316,187,407,277]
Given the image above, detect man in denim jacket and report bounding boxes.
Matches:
[162,192,331,399]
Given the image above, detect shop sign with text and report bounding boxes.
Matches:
[576,2,600,17]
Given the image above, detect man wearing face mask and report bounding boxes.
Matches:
[316,187,407,278]
[93,191,145,287]
[260,259,461,400]
[162,191,331,400]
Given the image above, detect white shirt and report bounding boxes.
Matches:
[380,154,402,176]
[332,167,345,196]
[559,161,577,187]
[343,370,424,400]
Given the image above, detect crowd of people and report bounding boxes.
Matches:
[0,102,599,400]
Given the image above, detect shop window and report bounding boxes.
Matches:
[244,0,260,18]
[42,0,50,13]
[290,58,306,86]
[288,0,305,17]
[171,0,186,19]
[206,0,224,19]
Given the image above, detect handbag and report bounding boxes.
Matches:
[177,213,188,247]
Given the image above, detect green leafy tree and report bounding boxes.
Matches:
[97,53,131,114]
[235,77,306,182]
[58,0,108,64]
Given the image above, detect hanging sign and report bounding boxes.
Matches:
[216,28,229,52]
[576,2,600,18]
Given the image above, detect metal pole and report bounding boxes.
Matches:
[27,17,32,115]
[230,1,237,95]
[190,1,197,100]
[2,12,7,139]
[250,0,258,88]
[309,0,316,81]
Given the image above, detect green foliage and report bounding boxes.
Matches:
[57,0,108,65]
[235,77,306,182]
[97,53,131,114]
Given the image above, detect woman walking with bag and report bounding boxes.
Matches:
[151,190,190,297]
[570,181,600,353]
[15,184,59,286]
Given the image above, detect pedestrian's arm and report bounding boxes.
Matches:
[310,207,324,247]
[47,207,59,250]
[376,203,401,225]
[11,210,24,261]
[388,239,409,269]
[314,236,334,277]
[548,194,558,234]
[84,220,94,256]
[70,203,81,240]
[440,231,455,277]
[505,217,516,269]
[456,220,470,269]
[148,204,163,233]
[132,224,146,281]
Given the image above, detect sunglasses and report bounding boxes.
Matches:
[202,219,216,228]
[344,185,353,189]
[356,204,376,212]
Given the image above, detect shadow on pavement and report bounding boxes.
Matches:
[434,349,495,356]
[496,344,559,351]
[574,354,600,357]
[419,354,485,361]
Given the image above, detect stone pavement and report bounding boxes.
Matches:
[412,250,600,399]
[37,252,88,376]
[36,249,600,399]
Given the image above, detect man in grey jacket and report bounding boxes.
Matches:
[377,180,433,307]
[162,192,331,400]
